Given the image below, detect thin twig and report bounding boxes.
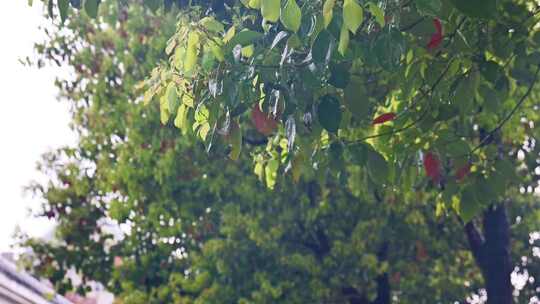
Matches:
[400,17,426,32]
[348,56,454,144]
[469,65,540,155]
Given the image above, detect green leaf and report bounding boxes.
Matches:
[453,71,479,114]
[58,0,69,22]
[475,177,497,205]
[159,95,170,125]
[344,76,370,118]
[209,41,225,62]
[229,123,242,161]
[442,181,458,204]
[449,0,497,19]
[347,143,369,165]
[174,104,189,132]
[318,95,342,133]
[166,83,179,113]
[373,30,404,71]
[343,0,364,34]
[261,0,281,22]
[415,0,441,16]
[194,105,210,140]
[445,139,469,157]
[479,84,500,113]
[323,0,335,28]
[286,34,301,49]
[494,159,516,186]
[200,17,225,33]
[185,31,200,75]
[144,0,161,12]
[84,0,99,18]
[226,30,263,49]
[367,148,389,184]
[329,63,350,89]
[367,2,385,27]
[265,159,279,189]
[183,94,194,108]
[247,0,261,8]
[489,163,512,198]
[480,60,503,83]
[459,186,481,223]
[143,88,156,106]
[280,0,302,33]
[338,23,350,56]
[311,30,333,64]
[241,45,255,57]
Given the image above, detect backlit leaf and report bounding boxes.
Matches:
[166,83,179,113]
[265,159,279,189]
[229,122,242,160]
[338,24,350,56]
[185,31,200,75]
[367,2,385,27]
[281,0,302,33]
[323,0,335,28]
[343,0,363,34]
[261,0,281,22]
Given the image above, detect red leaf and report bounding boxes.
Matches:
[372,112,397,125]
[456,163,471,182]
[427,34,443,50]
[423,152,441,182]
[251,105,278,136]
[415,241,429,262]
[433,18,442,33]
[427,18,444,50]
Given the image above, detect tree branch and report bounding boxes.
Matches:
[470,64,540,155]
[349,57,455,143]
[400,17,426,32]
[464,221,485,263]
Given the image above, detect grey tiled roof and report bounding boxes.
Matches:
[0,255,72,304]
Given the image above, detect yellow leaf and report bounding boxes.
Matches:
[343,0,364,34]
[338,23,350,56]
[261,0,281,22]
[323,0,335,28]
[184,32,200,75]
[280,0,302,32]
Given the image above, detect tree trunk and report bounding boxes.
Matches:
[343,243,390,304]
[465,204,513,304]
